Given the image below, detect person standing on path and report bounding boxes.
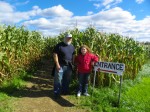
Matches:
[75,45,99,97]
[53,33,75,98]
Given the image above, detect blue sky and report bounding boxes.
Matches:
[0,0,150,42]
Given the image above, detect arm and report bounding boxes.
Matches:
[92,54,99,62]
[91,54,99,66]
[53,53,60,71]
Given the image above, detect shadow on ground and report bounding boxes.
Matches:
[10,59,75,107]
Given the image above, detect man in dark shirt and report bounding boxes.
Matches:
[53,33,75,98]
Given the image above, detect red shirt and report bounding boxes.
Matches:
[75,53,99,73]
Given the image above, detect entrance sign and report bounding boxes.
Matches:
[94,61,125,75]
[92,61,125,107]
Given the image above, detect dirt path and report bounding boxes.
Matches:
[11,59,86,112]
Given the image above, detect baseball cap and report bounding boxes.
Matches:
[65,33,72,38]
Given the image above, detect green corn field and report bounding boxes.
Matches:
[0,25,45,83]
[0,25,148,87]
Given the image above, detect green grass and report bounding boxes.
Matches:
[0,93,13,112]
[0,70,32,94]
[71,60,150,112]
[121,77,150,112]
[0,70,31,112]
[0,77,25,94]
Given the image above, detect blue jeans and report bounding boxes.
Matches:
[54,65,72,95]
[77,73,90,94]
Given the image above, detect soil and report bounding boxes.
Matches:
[11,59,87,112]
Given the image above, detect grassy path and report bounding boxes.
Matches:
[11,73,80,112]
[8,60,85,112]
[13,61,85,112]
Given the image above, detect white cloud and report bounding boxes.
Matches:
[136,0,144,4]
[93,3,101,9]
[0,1,149,42]
[32,6,39,10]
[23,17,74,36]
[91,0,122,10]
[87,11,94,15]
[15,0,30,6]
[0,1,39,24]
[103,0,122,6]
[102,0,114,6]
[0,2,73,24]
[21,7,150,42]
[92,7,135,22]
[0,1,14,12]
[38,5,73,17]
[103,0,122,10]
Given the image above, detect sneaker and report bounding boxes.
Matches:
[77,92,81,97]
[83,93,90,96]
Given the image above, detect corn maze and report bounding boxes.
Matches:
[0,25,148,87]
